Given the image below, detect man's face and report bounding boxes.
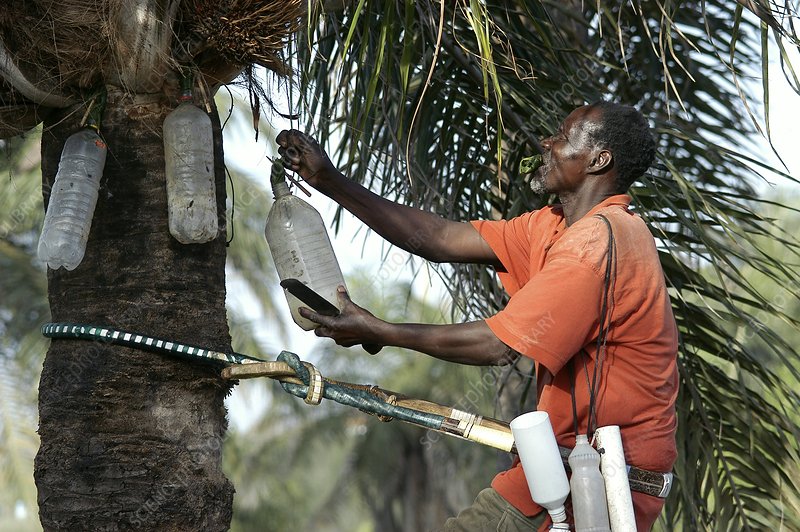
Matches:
[529,106,602,195]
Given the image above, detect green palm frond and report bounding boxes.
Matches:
[293,1,800,528]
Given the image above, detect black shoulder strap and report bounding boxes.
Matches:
[571,213,616,439]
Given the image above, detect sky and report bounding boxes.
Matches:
[761,49,800,189]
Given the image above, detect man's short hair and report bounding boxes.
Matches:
[587,102,656,192]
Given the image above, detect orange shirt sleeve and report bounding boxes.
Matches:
[473,212,609,374]
[484,257,604,374]
[470,214,534,294]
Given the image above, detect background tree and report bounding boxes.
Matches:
[0,2,304,529]
[0,134,48,531]
[225,273,504,532]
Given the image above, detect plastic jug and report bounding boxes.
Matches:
[569,434,611,531]
[265,159,347,330]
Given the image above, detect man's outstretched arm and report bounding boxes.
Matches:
[300,287,518,366]
[276,129,500,267]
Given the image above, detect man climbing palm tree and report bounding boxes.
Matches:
[277,101,678,531]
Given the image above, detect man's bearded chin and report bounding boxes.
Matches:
[529,172,548,194]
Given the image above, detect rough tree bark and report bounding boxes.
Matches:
[34,88,234,530]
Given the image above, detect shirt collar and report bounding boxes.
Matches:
[553,194,631,223]
[584,194,631,218]
[546,195,631,241]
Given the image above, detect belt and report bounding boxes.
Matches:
[556,445,673,499]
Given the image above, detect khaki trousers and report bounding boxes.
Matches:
[438,488,547,532]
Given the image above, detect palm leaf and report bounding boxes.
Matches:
[293,1,800,528]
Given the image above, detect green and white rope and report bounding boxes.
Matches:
[41,322,264,365]
[41,322,446,430]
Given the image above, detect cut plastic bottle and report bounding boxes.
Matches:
[265,159,347,331]
[37,127,107,271]
[163,87,217,244]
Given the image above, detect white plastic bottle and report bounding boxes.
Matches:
[509,411,571,525]
[37,126,107,270]
[163,86,217,244]
[265,159,347,330]
[569,434,611,532]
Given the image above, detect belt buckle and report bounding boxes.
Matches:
[658,472,674,498]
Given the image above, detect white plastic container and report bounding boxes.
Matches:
[595,426,636,531]
[163,90,217,244]
[37,127,107,270]
[265,160,347,330]
[569,434,611,531]
[509,411,570,524]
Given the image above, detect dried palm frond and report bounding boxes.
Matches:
[0,82,54,138]
[180,0,306,76]
[0,0,111,95]
[0,0,307,137]
[0,0,305,94]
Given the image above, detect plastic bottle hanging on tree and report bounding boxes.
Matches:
[163,72,217,244]
[37,94,108,271]
[264,158,347,331]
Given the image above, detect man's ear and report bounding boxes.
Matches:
[588,149,613,174]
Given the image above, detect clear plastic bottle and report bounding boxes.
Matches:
[163,87,217,244]
[265,159,347,330]
[569,435,611,532]
[37,126,107,271]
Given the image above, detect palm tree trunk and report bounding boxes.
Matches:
[34,88,234,530]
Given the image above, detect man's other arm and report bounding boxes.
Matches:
[277,129,500,266]
[301,287,517,366]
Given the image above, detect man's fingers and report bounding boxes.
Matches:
[276,131,307,174]
[299,306,329,326]
[276,129,307,153]
[336,285,352,306]
[276,130,289,146]
[297,306,315,321]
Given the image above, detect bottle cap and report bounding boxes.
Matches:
[548,505,567,523]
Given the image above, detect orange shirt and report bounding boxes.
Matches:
[471,194,679,531]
